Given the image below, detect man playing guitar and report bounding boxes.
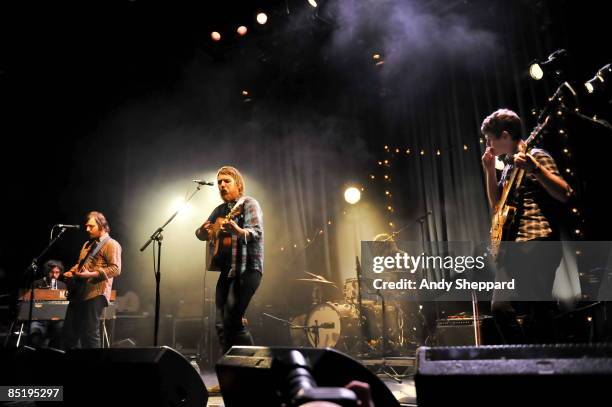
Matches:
[195,166,263,353]
[62,211,122,348]
[481,109,572,343]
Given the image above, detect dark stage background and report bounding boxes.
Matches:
[1,0,610,347]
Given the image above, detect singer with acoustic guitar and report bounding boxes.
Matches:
[481,109,573,344]
[61,211,122,349]
[195,166,263,353]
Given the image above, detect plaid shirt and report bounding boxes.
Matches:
[205,196,264,277]
[499,148,563,241]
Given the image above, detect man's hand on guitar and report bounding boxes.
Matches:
[63,271,74,281]
[75,269,99,279]
[221,219,244,236]
[513,152,540,174]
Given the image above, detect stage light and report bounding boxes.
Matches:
[529,63,544,80]
[528,49,569,81]
[211,31,221,41]
[169,197,191,219]
[584,63,611,94]
[344,187,361,204]
[237,26,248,36]
[308,0,318,7]
[256,12,268,25]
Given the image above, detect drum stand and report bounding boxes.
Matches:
[371,289,408,383]
[263,312,325,348]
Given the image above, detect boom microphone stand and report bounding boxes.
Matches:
[22,225,72,345]
[140,180,213,346]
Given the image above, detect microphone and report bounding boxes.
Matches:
[193,179,215,186]
[56,224,81,229]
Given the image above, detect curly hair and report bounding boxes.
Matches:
[44,259,64,274]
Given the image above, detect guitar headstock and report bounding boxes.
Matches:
[227,202,243,220]
[525,115,552,150]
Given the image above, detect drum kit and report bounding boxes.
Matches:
[278,271,413,357]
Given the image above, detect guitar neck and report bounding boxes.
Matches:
[496,166,524,210]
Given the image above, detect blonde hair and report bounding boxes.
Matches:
[217,166,245,196]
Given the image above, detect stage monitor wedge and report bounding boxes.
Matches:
[65,346,207,407]
[415,343,612,406]
[216,346,400,407]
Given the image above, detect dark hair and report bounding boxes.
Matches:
[44,259,64,274]
[481,109,522,141]
[86,211,110,233]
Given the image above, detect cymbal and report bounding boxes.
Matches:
[296,278,337,286]
[305,271,327,280]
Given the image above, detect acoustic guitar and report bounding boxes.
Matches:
[489,116,550,259]
[206,200,244,271]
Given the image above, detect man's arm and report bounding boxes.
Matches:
[241,198,263,242]
[80,240,121,282]
[196,207,219,241]
[482,144,500,209]
[222,197,263,242]
[195,221,213,241]
[95,240,122,280]
[514,150,573,203]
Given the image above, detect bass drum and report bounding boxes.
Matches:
[306,302,359,348]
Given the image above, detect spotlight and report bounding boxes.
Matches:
[529,63,544,81]
[528,49,569,81]
[169,197,191,219]
[308,0,318,7]
[344,187,361,205]
[584,63,611,94]
[256,12,268,25]
[237,26,248,36]
[211,31,221,42]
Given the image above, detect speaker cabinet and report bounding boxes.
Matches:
[64,347,207,407]
[415,343,612,406]
[0,346,207,407]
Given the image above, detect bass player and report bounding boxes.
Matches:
[481,108,572,343]
[62,211,122,349]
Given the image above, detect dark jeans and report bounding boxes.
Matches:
[63,295,107,349]
[491,239,562,344]
[30,320,64,349]
[215,269,262,353]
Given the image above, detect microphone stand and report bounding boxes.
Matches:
[140,183,206,346]
[416,210,434,345]
[22,226,69,345]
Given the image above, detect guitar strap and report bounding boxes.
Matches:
[230,196,246,214]
[80,236,111,269]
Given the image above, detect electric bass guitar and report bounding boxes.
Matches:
[65,237,110,300]
[489,116,550,258]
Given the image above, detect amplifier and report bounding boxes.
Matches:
[434,315,499,345]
